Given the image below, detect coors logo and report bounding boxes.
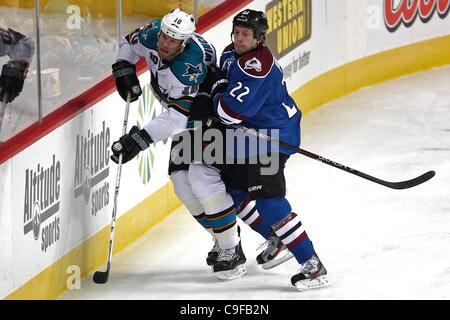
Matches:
[384,0,450,32]
[23,155,61,252]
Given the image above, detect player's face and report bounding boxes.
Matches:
[232,26,259,55]
[157,32,183,60]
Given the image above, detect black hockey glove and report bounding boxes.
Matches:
[188,93,214,124]
[112,60,142,102]
[0,61,27,103]
[199,64,228,100]
[111,126,153,164]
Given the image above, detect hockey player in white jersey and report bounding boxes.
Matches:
[0,27,34,103]
[109,9,249,280]
[109,8,293,281]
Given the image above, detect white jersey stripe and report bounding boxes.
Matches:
[217,99,242,124]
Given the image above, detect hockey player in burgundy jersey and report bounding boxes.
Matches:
[192,9,330,291]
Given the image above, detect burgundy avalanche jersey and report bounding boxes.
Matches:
[215,43,301,155]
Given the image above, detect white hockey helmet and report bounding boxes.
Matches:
[160,8,196,43]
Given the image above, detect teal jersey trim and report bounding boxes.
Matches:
[168,97,193,115]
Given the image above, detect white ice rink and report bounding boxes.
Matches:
[60,65,450,300]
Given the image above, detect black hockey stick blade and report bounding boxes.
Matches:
[380,170,435,190]
[93,270,109,284]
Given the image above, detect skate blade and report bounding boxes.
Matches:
[216,264,247,281]
[262,250,294,270]
[295,274,331,291]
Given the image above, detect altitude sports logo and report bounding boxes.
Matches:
[23,155,61,252]
[384,0,450,32]
[74,121,111,216]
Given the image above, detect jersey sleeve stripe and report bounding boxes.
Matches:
[168,103,190,117]
[217,97,245,124]
[168,96,194,110]
[176,99,195,103]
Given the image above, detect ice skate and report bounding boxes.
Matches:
[291,253,330,291]
[206,226,241,268]
[213,241,247,280]
[256,234,294,269]
[206,237,220,267]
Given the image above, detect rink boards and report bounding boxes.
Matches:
[0,0,449,299]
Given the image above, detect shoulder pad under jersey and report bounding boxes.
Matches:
[138,20,160,50]
[237,45,274,78]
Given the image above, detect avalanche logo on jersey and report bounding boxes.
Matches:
[244,57,262,72]
[182,63,203,83]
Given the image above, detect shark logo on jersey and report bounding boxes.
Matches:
[244,57,262,72]
[182,63,203,83]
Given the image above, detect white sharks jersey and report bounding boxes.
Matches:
[117,19,216,142]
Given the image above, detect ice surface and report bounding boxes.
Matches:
[59,65,450,300]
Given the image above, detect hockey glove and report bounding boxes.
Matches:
[112,60,142,102]
[111,126,153,164]
[0,61,28,103]
[188,93,214,124]
[199,64,228,99]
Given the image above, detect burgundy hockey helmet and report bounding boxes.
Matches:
[232,9,269,38]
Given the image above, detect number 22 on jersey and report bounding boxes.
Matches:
[229,80,297,118]
[229,81,249,103]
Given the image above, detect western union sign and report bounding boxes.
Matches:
[265,0,312,59]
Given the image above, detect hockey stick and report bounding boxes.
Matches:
[93,93,131,284]
[0,94,8,135]
[224,121,435,190]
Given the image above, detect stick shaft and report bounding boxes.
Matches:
[228,122,434,190]
[103,93,131,274]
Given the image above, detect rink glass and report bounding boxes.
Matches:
[0,0,224,142]
[39,0,119,118]
[0,0,38,142]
